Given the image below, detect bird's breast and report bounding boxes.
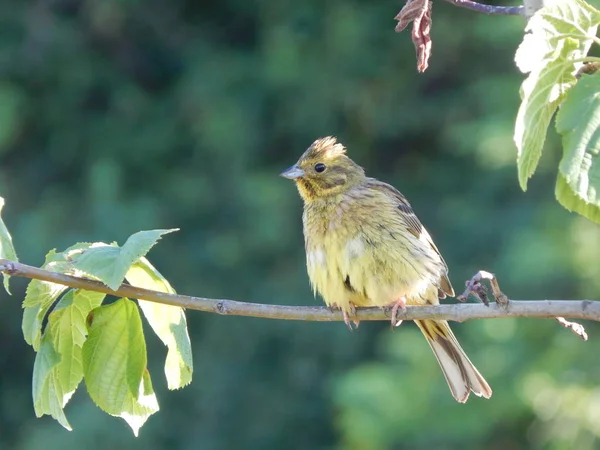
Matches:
[303,201,376,311]
[303,197,446,311]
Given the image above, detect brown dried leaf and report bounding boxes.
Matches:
[395,0,433,72]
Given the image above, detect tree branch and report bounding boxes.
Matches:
[441,0,524,16]
[1,258,599,325]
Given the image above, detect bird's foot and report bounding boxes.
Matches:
[342,303,360,330]
[328,303,360,330]
[387,297,407,328]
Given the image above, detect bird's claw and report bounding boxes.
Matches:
[342,303,360,330]
[388,297,407,328]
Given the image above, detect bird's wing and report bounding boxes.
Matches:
[367,179,455,298]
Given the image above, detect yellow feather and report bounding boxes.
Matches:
[283,137,492,403]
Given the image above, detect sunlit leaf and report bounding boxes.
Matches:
[515,39,579,191]
[555,72,600,224]
[48,289,106,405]
[126,258,193,389]
[0,196,18,293]
[556,173,600,224]
[32,336,71,430]
[22,250,70,350]
[70,229,178,290]
[58,242,95,263]
[514,0,600,190]
[516,0,599,74]
[82,298,158,436]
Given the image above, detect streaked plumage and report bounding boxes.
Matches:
[281,136,492,403]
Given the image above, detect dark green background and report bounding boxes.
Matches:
[1,0,599,448]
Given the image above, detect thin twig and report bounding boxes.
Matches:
[457,270,588,338]
[1,258,599,324]
[442,0,524,15]
[457,270,509,307]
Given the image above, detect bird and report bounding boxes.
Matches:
[280,136,492,403]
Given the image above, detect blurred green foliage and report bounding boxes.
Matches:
[0,0,599,449]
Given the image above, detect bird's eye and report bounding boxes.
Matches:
[314,163,326,173]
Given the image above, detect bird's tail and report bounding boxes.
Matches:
[415,319,492,403]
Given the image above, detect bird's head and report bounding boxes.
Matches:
[280,136,366,202]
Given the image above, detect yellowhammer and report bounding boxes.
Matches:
[281,136,492,403]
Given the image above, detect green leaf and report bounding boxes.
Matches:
[515,39,579,191]
[516,0,600,74]
[556,173,600,223]
[22,250,71,350]
[0,196,18,293]
[29,286,106,431]
[514,0,600,190]
[22,246,99,349]
[22,306,43,350]
[48,289,106,404]
[58,242,95,262]
[32,336,71,430]
[126,258,193,389]
[82,298,158,436]
[555,72,600,223]
[70,229,178,290]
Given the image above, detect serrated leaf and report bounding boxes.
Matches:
[120,369,159,436]
[515,39,579,190]
[82,298,158,436]
[0,196,18,293]
[32,336,71,430]
[48,289,106,403]
[35,247,81,274]
[71,229,178,290]
[22,306,43,349]
[126,258,193,390]
[21,275,69,308]
[22,282,68,350]
[22,250,73,350]
[514,0,600,190]
[58,242,95,266]
[516,0,600,74]
[21,244,102,350]
[67,243,119,281]
[84,299,146,400]
[556,173,600,223]
[555,72,600,223]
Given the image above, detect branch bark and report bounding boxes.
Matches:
[1,258,599,325]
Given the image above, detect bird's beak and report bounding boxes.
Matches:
[279,164,304,180]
